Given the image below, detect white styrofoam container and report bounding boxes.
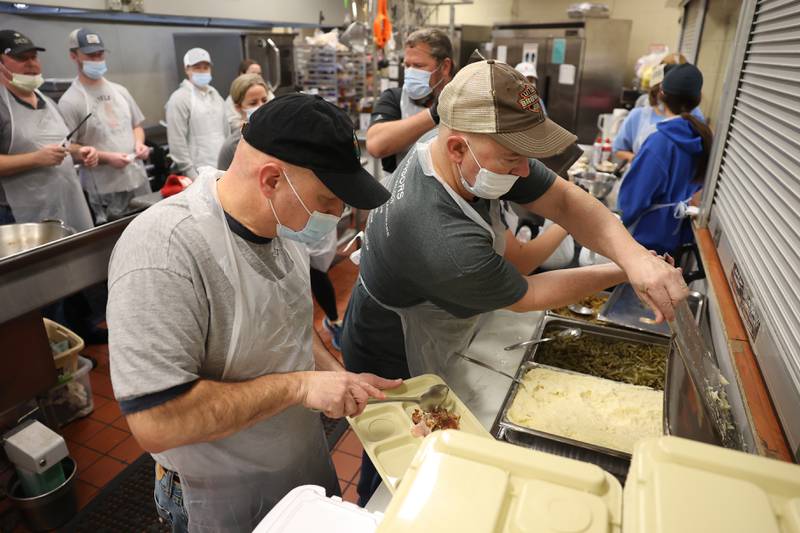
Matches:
[253,485,382,533]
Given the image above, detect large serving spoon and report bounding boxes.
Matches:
[503,327,582,351]
[454,351,526,388]
[366,384,449,411]
[567,303,596,317]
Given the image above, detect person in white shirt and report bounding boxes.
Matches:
[165,47,227,179]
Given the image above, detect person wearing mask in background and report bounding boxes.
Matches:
[108,94,400,531]
[514,62,546,116]
[613,53,705,163]
[59,29,150,224]
[343,59,689,504]
[166,47,227,179]
[619,63,710,256]
[0,29,96,229]
[217,73,271,171]
[366,28,454,174]
[225,58,271,132]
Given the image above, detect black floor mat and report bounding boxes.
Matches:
[58,414,349,532]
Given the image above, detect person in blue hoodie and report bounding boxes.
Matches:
[618,63,711,255]
[613,56,705,163]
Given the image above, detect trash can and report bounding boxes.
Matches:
[6,456,78,531]
[40,355,94,428]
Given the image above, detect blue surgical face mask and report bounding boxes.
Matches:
[403,66,442,100]
[191,72,212,88]
[82,60,107,80]
[269,170,339,244]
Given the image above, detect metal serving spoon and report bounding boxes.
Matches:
[454,352,526,388]
[367,384,449,411]
[503,327,582,351]
[568,303,596,317]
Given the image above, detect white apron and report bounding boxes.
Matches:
[0,86,93,231]
[361,142,506,382]
[153,170,337,532]
[72,79,149,197]
[188,85,226,170]
[395,86,435,168]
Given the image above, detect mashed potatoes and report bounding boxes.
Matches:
[507,367,663,454]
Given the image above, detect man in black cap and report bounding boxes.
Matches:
[107,93,398,532]
[0,29,97,229]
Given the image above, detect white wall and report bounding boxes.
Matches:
[19,0,346,25]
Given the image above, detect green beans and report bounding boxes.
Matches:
[534,327,668,390]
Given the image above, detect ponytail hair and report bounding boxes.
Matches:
[661,91,712,183]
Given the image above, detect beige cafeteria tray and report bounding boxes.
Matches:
[378,429,623,533]
[347,374,491,493]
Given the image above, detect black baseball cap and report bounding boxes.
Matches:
[243,93,390,209]
[662,63,703,99]
[0,30,46,56]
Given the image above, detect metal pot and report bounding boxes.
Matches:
[0,220,74,260]
[7,457,78,531]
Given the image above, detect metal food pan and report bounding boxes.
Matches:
[491,316,672,470]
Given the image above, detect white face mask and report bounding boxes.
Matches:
[458,140,520,199]
[243,106,258,121]
[10,72,44,92]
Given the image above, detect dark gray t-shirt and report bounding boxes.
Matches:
[342,137,556,377]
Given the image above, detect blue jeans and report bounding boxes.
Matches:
[154,465,189,533]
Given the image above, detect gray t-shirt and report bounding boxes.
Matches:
[217,128,241,171]
[341,137,556,377]
[58,79,145,144]
[107,188,302,405]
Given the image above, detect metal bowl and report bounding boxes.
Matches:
[0,220,74,260]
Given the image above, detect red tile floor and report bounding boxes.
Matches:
[8,259,366,531]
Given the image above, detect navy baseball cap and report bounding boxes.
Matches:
[0,30,45,56]
[68,28,105,54]
[662,63,703,99]
[243,93,390,210]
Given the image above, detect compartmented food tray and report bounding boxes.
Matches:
[347,374,491,493]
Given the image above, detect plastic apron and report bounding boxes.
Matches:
[395,86,434,168]
[72,79,149,197]
[360,142,506,383]
[188,84,226,170]
[154,169,338,532]
[0,87,93,231]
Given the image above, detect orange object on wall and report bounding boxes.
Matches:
[373,0,392,49]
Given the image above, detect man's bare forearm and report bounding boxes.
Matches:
[127,372,304,453]
[366,110,435,159]
[0,152,42,176]
[507,263,628,313]
[503,225,569,275]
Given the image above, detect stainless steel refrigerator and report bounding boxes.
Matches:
[173,32,297,99]
[492,20,632,144]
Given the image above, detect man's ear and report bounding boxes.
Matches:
[256,161,283,200]
[442,57,454,79]
[445,134,468,164]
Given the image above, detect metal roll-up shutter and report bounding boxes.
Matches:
[705,0,800,458]
[678,0,708,63]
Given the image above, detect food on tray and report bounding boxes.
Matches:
[596,160,617,173]
[508,367,663,454]
[534,326,668,389]
[551,293,609,323]
[410,407,461,438]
